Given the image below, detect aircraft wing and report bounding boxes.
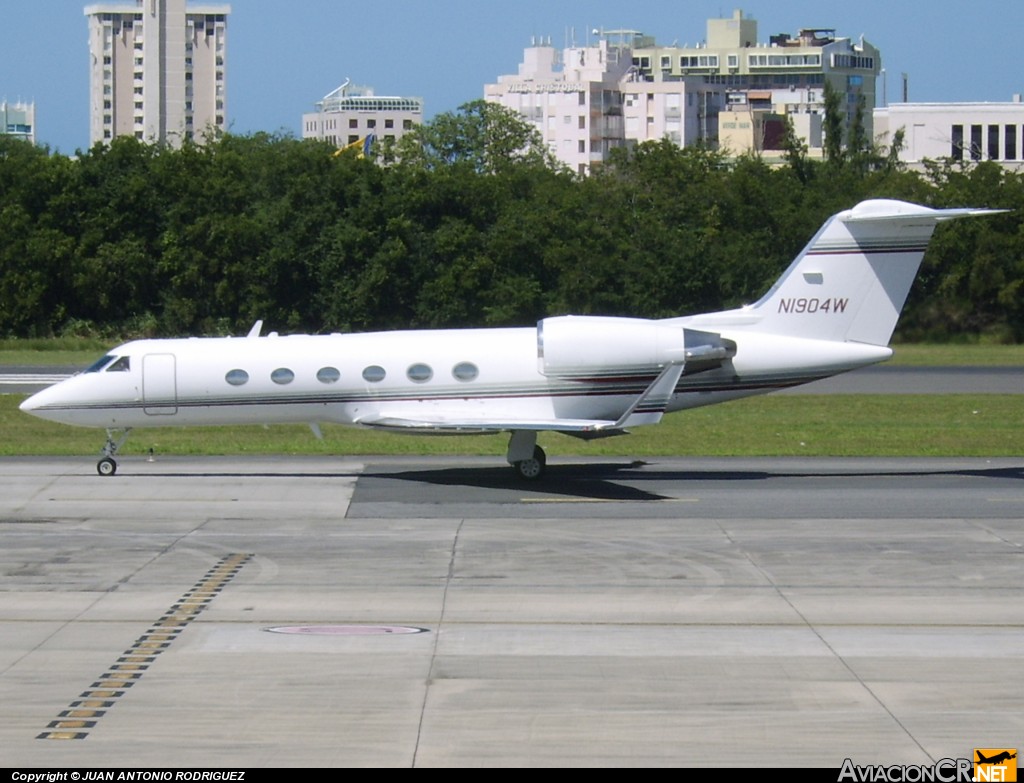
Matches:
[356,414,626,434]
[355,361,686,436]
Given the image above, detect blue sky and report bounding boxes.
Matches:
[3,0,1022,154]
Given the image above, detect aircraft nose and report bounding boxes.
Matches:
[19,392,41,413]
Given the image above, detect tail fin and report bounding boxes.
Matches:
[750,199,1002,346]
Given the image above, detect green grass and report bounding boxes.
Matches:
[2,341,1024,368]
[888,343,1024,366]
[3,394,1021,458]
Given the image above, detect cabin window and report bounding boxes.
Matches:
[316,366,341,384]
[106,356,131,372]
[407,363,433,383]
[225,369,249,386]
[452,362,479,382]
[85,355,116,373]
[362,365,386,383]
[271,368,295,385]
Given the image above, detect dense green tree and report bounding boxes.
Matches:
[395,100,559,174]
[1,119,1023,342]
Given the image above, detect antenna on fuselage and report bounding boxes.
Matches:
[246,320,264,338]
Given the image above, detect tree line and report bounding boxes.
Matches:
[2,101,1023,342]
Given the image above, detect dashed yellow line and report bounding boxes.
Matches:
[37,553,252,740]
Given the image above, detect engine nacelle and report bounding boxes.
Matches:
[538,316,688,378]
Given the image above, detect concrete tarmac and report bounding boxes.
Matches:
[1,455,1022,768]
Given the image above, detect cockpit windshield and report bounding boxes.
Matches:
[82,355,131,373]
[84,355,116,373]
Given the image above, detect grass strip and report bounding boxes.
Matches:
[2,394,1021,458]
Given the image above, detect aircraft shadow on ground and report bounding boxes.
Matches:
[121,461,1024,503]
[359,461,1024,501]
[361,461,670,501]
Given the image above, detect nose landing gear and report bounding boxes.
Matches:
[97,428,132,476]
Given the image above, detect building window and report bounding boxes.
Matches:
[385,119,394,128]
[951,125,964,161]
[578,91,586,106]
[988,125,1000,160]
[366,119,376,128]
[970,125,982,161]
[578,115,585,129]
[403,119,413,130]
[349,118,358,129]
[1006,125,1018,161]
[578,140,586,153]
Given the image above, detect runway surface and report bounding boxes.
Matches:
[1,455,1021,767]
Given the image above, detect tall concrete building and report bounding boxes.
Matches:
[485,32,647,176]
[1,101,36,144]
[85,0,229,147]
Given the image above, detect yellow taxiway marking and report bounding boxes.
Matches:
[39,553,253,740]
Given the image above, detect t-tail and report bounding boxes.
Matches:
[747,199,1003,346]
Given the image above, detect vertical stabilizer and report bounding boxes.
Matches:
[750,200,1001,346]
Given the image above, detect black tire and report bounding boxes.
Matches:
[513,445,546,480]
[97,457,117,476]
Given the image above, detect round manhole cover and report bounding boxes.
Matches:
[264,625,428,635]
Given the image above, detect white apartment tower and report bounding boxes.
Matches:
[485,32,648,175]
[85,0,229,147]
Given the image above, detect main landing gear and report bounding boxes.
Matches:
[97,428,132,476]
[507,431,546,481]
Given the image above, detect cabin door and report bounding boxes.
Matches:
[142,353,178,416]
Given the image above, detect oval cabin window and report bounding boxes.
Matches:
[317,366,341,384]
[271,368,295,385]
[362,365,386,383]
[225,369,249,386]
[407,363,433,383]
[452,362,479,382]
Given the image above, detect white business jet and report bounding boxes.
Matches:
[20,199,999,479]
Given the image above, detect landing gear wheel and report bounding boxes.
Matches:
[513,445,546,481]
[97,457,117,477]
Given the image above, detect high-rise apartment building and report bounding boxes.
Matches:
[85,0,229,147]
[485,33,643,176]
